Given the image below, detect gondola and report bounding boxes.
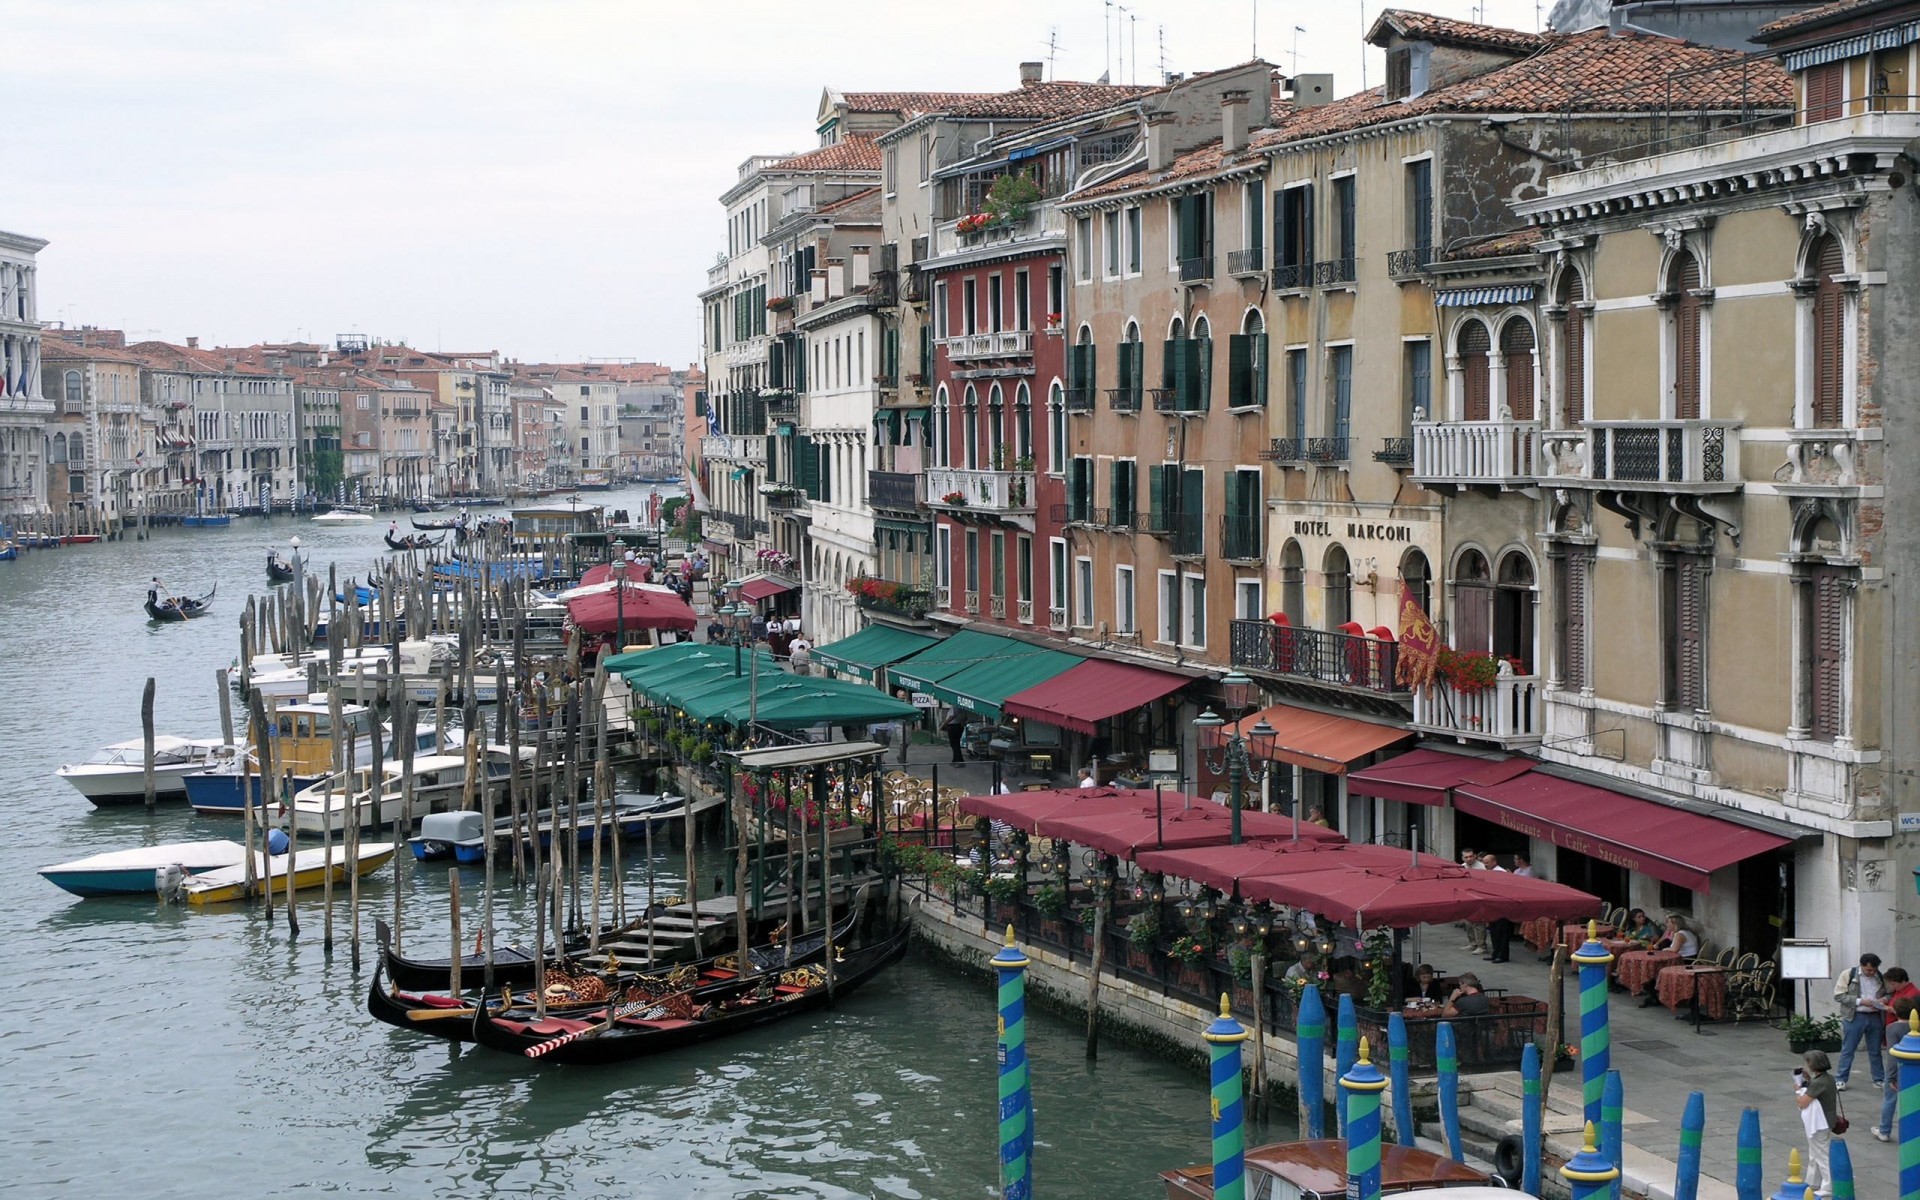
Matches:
[378,901,705,992]
[468,918,910,1065]
[410,516,461,531]
[266,551,297,582]
[384,530,445,551]
[367,909,858,1045]
[145,583,216,623]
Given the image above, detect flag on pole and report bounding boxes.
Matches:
[1395,586,1441,690]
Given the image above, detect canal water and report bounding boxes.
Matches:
[0,488,1280,1199]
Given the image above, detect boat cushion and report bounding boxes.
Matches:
[514,1017,595,1035]
[615,1017,695,1030]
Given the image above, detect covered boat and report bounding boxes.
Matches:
[173,843,396,905]
[39,839,249,896]
[1161,1138,1495,1200]
[55,736,237,804]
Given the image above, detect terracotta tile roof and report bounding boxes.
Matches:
[1443,226,1545,260]
[814,186,883,220]
[1757,0,1900,38]
[124,340,280,376]
[40,336,146,366]
[943,81,1158,120]
[776,135,882,173]
[840,91,990,116]
[1367,8,1549,53]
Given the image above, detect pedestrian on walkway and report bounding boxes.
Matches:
[943,706,966,765]
[1834,952,1889,1089]
[1481,853,1514,962]
[1875,990,1918,1140]
[1463,850,1489,955]
[1795,1050,1839,1198]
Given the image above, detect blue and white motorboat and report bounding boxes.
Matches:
[55,736,238,805]
[38,839,250,897]
[184,702,457,815]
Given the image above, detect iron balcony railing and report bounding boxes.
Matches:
[1374,437,1414,467]
[1542,419,1742,491]
[1179,256,1212,284]
[1314,257,1357,286]
[868,469,921,511]
[1227,247,1265,275]
[1261,438,1306,464]
[1271,263,1311,290]
[1387,247,1433,279]
[1305,437,1350,464]
[1229,619,1407,695]
[1145,510,1204,556]
[1220,514,1262,562]
[1064,387,1097,413]
[1107,386,1142,413]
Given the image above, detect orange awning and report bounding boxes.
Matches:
[1226,703,1413,775]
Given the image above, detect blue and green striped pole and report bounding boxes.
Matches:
[1893,1010,1920,1200]
[1571,920,1617,1127]
[1735,1107,1763,1200]
[1436,1020,1464,1162]
[1561,1121,1621,1200]
[1205,994,1252,1200]
[1766,1148,1805,1200]
[1602,1069,1625,1200]
[1830,1136,1855,1200]
[1521,1042,1543,1197]
[992,926,1033,1200]
[1388,1012,1414,1148]
[1674,1091,1705,1200]
[1297,984,1327,1138]
[1336,993,1359,1139]
[1342,1036,1390,1200]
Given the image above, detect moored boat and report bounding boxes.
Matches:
[312,505,373,524]
[384,530,445,551]
[1160,1138,1497,1200]
[172,843,396,905]
[55,736,237,803]
[0,540,17,560]
[38,839,249,896]
[145,583,216,622]
[184,703,456,815]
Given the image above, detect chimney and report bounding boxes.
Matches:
[1291,74,1334,108]
[186,336,199,349]
[1145,109,1177,171]
[1019,61,1043,87]
[1221,90,1250,154]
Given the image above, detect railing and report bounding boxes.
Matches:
[868,470,921,511]
[764,391,798,418]
[926,466,1036,513]
[1305,437,1350,464]
[946,330,1035,361]
[1229,619,1407,694]
[1261,438,1306,464]
[1221,514,1262,561]
[1107,385,1142,413]
[1271,263,1311,290]
[854,585,932,620]
[1228,247,1264,275]
[989,595,1007,619]
[1412,420,1540,486]
[1374,437,1414,466]
[932,208,1067,258]
[701,513,736,544]
[763,489,805,513]
[1146,511,1205,556]
[1179,256,1212,284]
[1387,247,1433,279]
[1415,673,1542,744]
[1064,387,1096,413]
[1151,388,1203,415]
[703,434,768,465]
[1017,599,1034,624]
[1049,605,1067,631]
[934,584,951,609]
[1543,420,1742,490]
[1314,257,1357,286]
[964,590,980,614]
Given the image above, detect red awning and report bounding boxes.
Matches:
[1237,860,1601,930]
[1453,771,1795,892]
[1001,659,1189,736]
[581,562,653,587]
[1045,796,1343,860]
[737,576,793,603]
[565,584,697,635]
[957,787,1153,834]
[1226,703,1414,775]
[1345,748,1534,807]
[1136,839,1425,895]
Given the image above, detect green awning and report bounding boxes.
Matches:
[812,624,938,682]
[873,516,930,535]
[715,676,921,730]
[647,651,780,712]
[938,645,1082,719]
[607,642,711,678]
[887,629,1031,695]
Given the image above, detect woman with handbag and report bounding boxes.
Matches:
[1795,1050,1842,1198]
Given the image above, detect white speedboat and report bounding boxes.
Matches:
[55,737,238,806]
[311,506,373,524]
[286,745,520,835]
[39,840,249,896]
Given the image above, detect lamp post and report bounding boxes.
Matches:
[614,549,632,651]
[727,601,752,678]
[1193,671,1277,845]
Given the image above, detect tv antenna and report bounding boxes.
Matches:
[1045,25,1061,79]
[1158,24,1169,83]
[1292,25,1305,77]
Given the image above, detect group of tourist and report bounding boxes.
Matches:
[1455,847,1535,963]
[1791,951,1919,1195]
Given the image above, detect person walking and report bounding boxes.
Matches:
[1481,853,1515,962]
[1835,952,1889,1089]
[1463,851,1490,956]
[1875,989,1919,1140]
[1795,1050,1839,1198]
[943,706,966,765]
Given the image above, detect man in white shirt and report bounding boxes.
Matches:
[1077,767,1096,788]
[1481,853,1514,962]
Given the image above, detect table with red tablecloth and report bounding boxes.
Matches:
[1521,919,1621,952]
[1615,949,1683,995]
[1657,964,1728,1020]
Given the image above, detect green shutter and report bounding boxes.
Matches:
[919,325,932,378]
[1252,333,1269,408]
[1248,188,1264,255]
[1185,339,1209,412]
[1178,196,1200,261]
[1227,334,1252,408]
[1129,342,1144,405]
[1116,341,1133,397]
[1149,463,1167,529]
[1162,339,1179,391]
[1223,471,1240,548]
[1108,459,1122,518]
[795,433,818,499]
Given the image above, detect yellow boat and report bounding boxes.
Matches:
[177,843,396,906]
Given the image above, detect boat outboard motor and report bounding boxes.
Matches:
[155,863,188,903]
[266,828,291,855]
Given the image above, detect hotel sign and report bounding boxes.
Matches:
[1292,519,1416,543]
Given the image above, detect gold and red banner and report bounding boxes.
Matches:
[1395,587,1439,690]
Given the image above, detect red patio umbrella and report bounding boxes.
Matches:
[1135,839,1432,896]
[957,786,1154,835]
[565,583,697,634]
[1045,796,1342,860]
[1239,861,1600,930]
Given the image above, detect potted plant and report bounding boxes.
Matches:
[982,169,1042,227]
[940,490,968,506]
[1034,883,1068,918]
[986,873,1025,922]
[1786,1013,1845,1054]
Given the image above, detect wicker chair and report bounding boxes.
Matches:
[1730,959,1777,1023]
[1717,947,1737,968]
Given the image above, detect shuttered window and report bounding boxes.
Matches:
[1227,332,1269,408]
[1560,271,1587,425]
[1665,552,1707,710]
[1558,548,1592,691]
[1805,62,1844,123]
[1672,252,1703,420]
[1068,457,1093,522]
[1501,318,1536,420]
[1460,321,1491,421]
[1110,459,1135,524]
[1809,565,1848,741]
[1812,236,1846,428]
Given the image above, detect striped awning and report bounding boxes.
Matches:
[1435,285,1535,307]
[1786,22,1920,71]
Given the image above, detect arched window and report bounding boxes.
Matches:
[987,383,1006,466]
[932,384,949,467]
[1400,547,1431,617]
[1810,235,1846,428]
[1495,551,1536,672]
[1323,544,1351,629]
[63,369,81,409]
[1046,382,1065,474]
[1453,549,1492,654]
[1013,382,1032,463]
[1458,321,1491,421]
[962,384,980,469]
[48,432,66,465]
[1280,539,1305,623]
[1192,315,1213,409]
[1119,321,1144,410]
[1670,249,1704,419]
[1557,270,1588,426]
[1500,318,1536,421]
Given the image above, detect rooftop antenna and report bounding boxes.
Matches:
[1158,24,1169,84]
[1116,4,1130,85]
[1359,3,1368,90]
[1045,25,1061,80]
[1104,0,1113,84]
[1292,25,1304,78]
[1130,12,1138,84]
[1251,0,1258,58]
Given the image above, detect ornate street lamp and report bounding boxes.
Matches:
[1194,671,1278,845]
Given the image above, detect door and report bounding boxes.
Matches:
[1739,851,1794,975]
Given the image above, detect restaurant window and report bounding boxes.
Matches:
[1662,549,1709,711]
[1500,318,1536,421]
[1557,269,1589,426]
[1280,539,1305,622]
[1458,319,1492,421]
[1323,544,1351,629]
[1809,234,1847,428]
[1669,250,1705,420]
[1659,881,1695,915]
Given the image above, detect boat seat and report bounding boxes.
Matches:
[517,1017,596,1035]
[615,1017,695,1030]
[774,984,808,995]
[699,969,737,981]
[402,992,468,1009]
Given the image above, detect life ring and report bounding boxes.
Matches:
[1492,1133,1525,1185]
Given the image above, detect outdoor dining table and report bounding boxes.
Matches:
[1521,918,1623,953]
[1657,963,1729,1028]
[1615,948,1683,995]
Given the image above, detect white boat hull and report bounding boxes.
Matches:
[39,840,249,896]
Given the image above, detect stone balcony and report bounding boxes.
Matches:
[926,466,1035,517]
[1412,420,1541,490]
[1540,420,1741,492]
[703,434,768,466]
[1413,674,1543,749]
[946,330,1034,361]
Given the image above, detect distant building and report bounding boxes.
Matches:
[0,230,48,519]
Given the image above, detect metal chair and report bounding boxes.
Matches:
[1693,939,1717,962]
[1717,947,1737,969]
[1607,905,1628,929]
[1730,959,1777,1023]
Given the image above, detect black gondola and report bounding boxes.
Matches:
[410,516,461,531]
[467,918,910,1065]
[367,911,856,1044]
[266,551,297,582]
[145,583,216,623]
[384,531,445,552]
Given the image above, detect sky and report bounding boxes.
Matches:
[11,0,1552,365]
